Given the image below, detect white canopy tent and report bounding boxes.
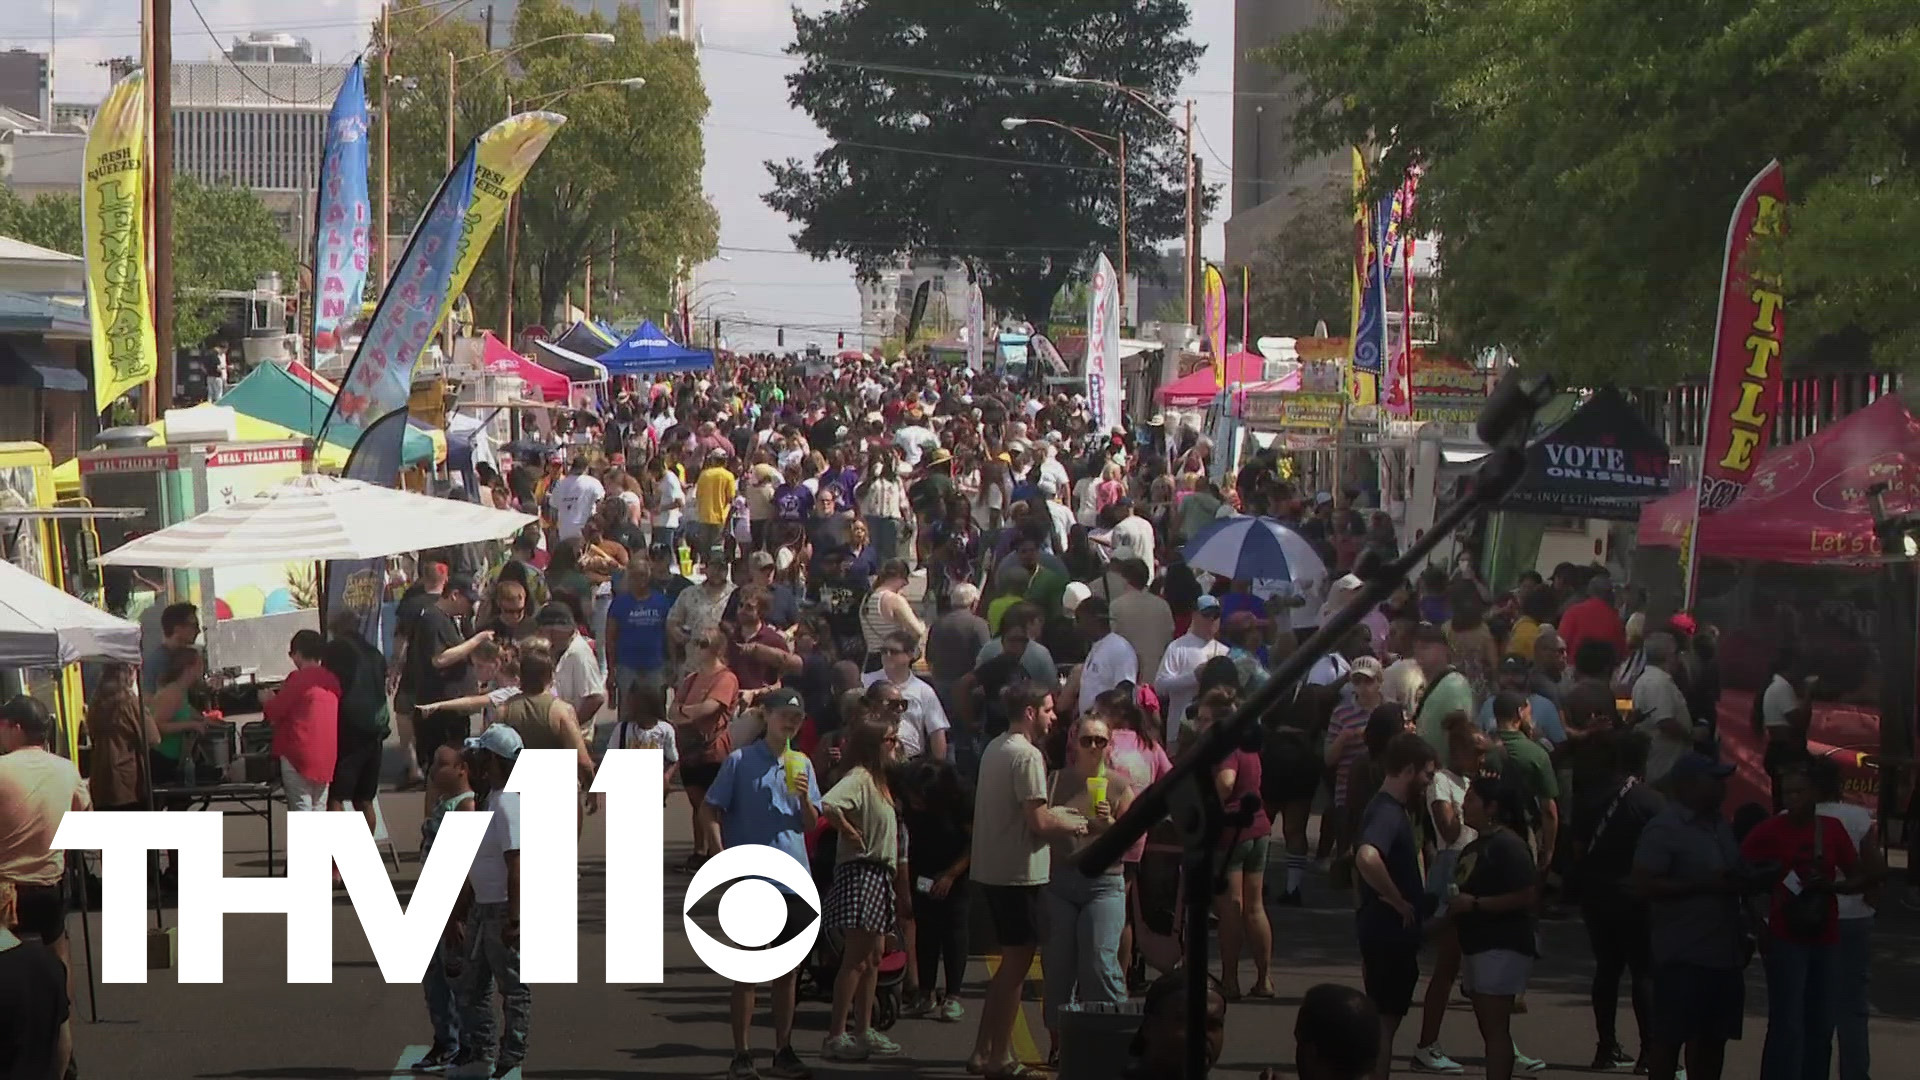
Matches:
[93,474,536,569]
[0,558,141,666]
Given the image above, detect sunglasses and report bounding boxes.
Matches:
[1078,735,1110,749]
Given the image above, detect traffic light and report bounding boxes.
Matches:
[837,331,846,350]
[777,327,785,347]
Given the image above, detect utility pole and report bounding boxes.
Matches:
[151,0,175,417]
[379,3,391,284]
[1183,98,1195,327]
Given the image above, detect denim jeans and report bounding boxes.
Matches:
[1819,918,1872,1080]
[457,902,530,1067]
[865,515,901,563]
[423,937,460,1047]
[1760,937,1836,1080]
[1041,868,1127,1030]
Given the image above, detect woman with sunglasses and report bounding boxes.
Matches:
[819,715,906,1062]
[671,632,738,875]
[1039,714,1134,1066]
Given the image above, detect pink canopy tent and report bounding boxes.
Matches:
[479,332,568,402]
[1157,351,1268,407]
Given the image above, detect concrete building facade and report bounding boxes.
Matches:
[1224,0,1343,270]
[0,49,49,125]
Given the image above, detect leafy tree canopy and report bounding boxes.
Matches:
[380,0,716,330]
[766,0,1214,329]
[0,179,292,348]
[1265,0,1920,384]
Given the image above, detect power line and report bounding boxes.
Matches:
[181,0,347,105]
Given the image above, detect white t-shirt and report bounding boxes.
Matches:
[1307,652,1352,687]
[552,633,602,727]
[1761,674,1798,733]
[1074,477,1102,528]
[1109,515,1157,578]
[469,790,521,904]
[548,473,606,541]
[654,470,685,530]
[1078,632,1140,714]
[1430,768,1475,853]
[1040,457,1071,492]
[612,718,680,766]
[1154,632,1230,737]
[1632,665,1694,783]
[1818,800,1875,919]
[861,671,952,760]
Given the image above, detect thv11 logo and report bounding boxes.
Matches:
[52,749,820,985]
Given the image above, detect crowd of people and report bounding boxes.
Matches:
[0,353,1894,1080]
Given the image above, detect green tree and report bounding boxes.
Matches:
[0,181,291,348]
[1264,0,1920,383]
[173,176,298,347]
[379,0,715,331]
[766,0,1213,329]
[0,188,83,255]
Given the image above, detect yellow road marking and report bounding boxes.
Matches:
[981,954,1045,1067]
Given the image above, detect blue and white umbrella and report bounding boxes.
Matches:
[1182,515,1328,584]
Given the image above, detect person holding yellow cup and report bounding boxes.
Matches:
[1038,715,1135,1065]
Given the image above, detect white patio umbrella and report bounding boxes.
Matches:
[0,557,141,665]
[92,473,536,569]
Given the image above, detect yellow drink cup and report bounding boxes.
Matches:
[1085,775,1109,806]
[783,741,808,789]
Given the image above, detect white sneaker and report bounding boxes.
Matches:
[821,1034,868,1063]
[862,1028,902,1056]
[1513,1045,1546,1075]
[1412,1044,1465,1073]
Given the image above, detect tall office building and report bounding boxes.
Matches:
[0,48,49,124]
[477,0,692,45]
[104,34,349,241]
[1223,0,1342,270]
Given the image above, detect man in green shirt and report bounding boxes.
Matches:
[1489,689,1561,869]
[1411,626,1475,755]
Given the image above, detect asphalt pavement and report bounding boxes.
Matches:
[64,782,1920,1080]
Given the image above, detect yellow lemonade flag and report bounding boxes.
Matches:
[82,70,157,415]
[418,110,567,362]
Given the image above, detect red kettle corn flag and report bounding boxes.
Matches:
[1682,160,1787,606]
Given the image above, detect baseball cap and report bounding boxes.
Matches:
[1349,655,1384,682]
[749,550,777,570]
[465,724,524,760]
[444,574,481,604]
[1061,580,1094,613]
[1195,595,1223,615]
[761,687,804,713]
[1669,753,1735,782]
[535,602,576,628]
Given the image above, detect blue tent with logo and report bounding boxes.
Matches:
[597,319,714,376]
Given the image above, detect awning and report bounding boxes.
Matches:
[478,332,569,401]
[531,339,609,383]
[1499,387,1670,521]
[0,338,88,392]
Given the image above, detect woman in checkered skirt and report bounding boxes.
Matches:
[819,715,905,1063]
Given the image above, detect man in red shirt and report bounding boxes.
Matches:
[1557,576,1627,666]
[264,629,341,812]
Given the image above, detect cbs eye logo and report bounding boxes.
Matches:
[683,846,822,983]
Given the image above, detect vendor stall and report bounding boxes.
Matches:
[597,319,716,377]
[1636,391,1918,817]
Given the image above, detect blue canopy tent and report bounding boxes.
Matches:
[597,319,715,376]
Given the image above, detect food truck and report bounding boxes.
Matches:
[0,441,94,753]
[78,420,316,683]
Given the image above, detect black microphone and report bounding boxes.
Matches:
[1477,371,1556,448]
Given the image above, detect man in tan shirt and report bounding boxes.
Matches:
[1108,557,1175,688]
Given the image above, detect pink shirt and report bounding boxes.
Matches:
[0,748,91,885]
[1107,728,1172,863]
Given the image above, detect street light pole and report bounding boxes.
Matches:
[1003,116,1127,324]
[445,50,456,172]
[1184,98,1194,325]
[379,4,391,284]
[1118,131,1128,328]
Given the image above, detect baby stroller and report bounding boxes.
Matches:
[799,823,910,1030]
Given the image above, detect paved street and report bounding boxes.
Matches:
[67,782,1920,1080]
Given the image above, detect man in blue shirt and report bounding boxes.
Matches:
[604,553,674,712]
[1475,657,1567,746]
[706,689,822,1080]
